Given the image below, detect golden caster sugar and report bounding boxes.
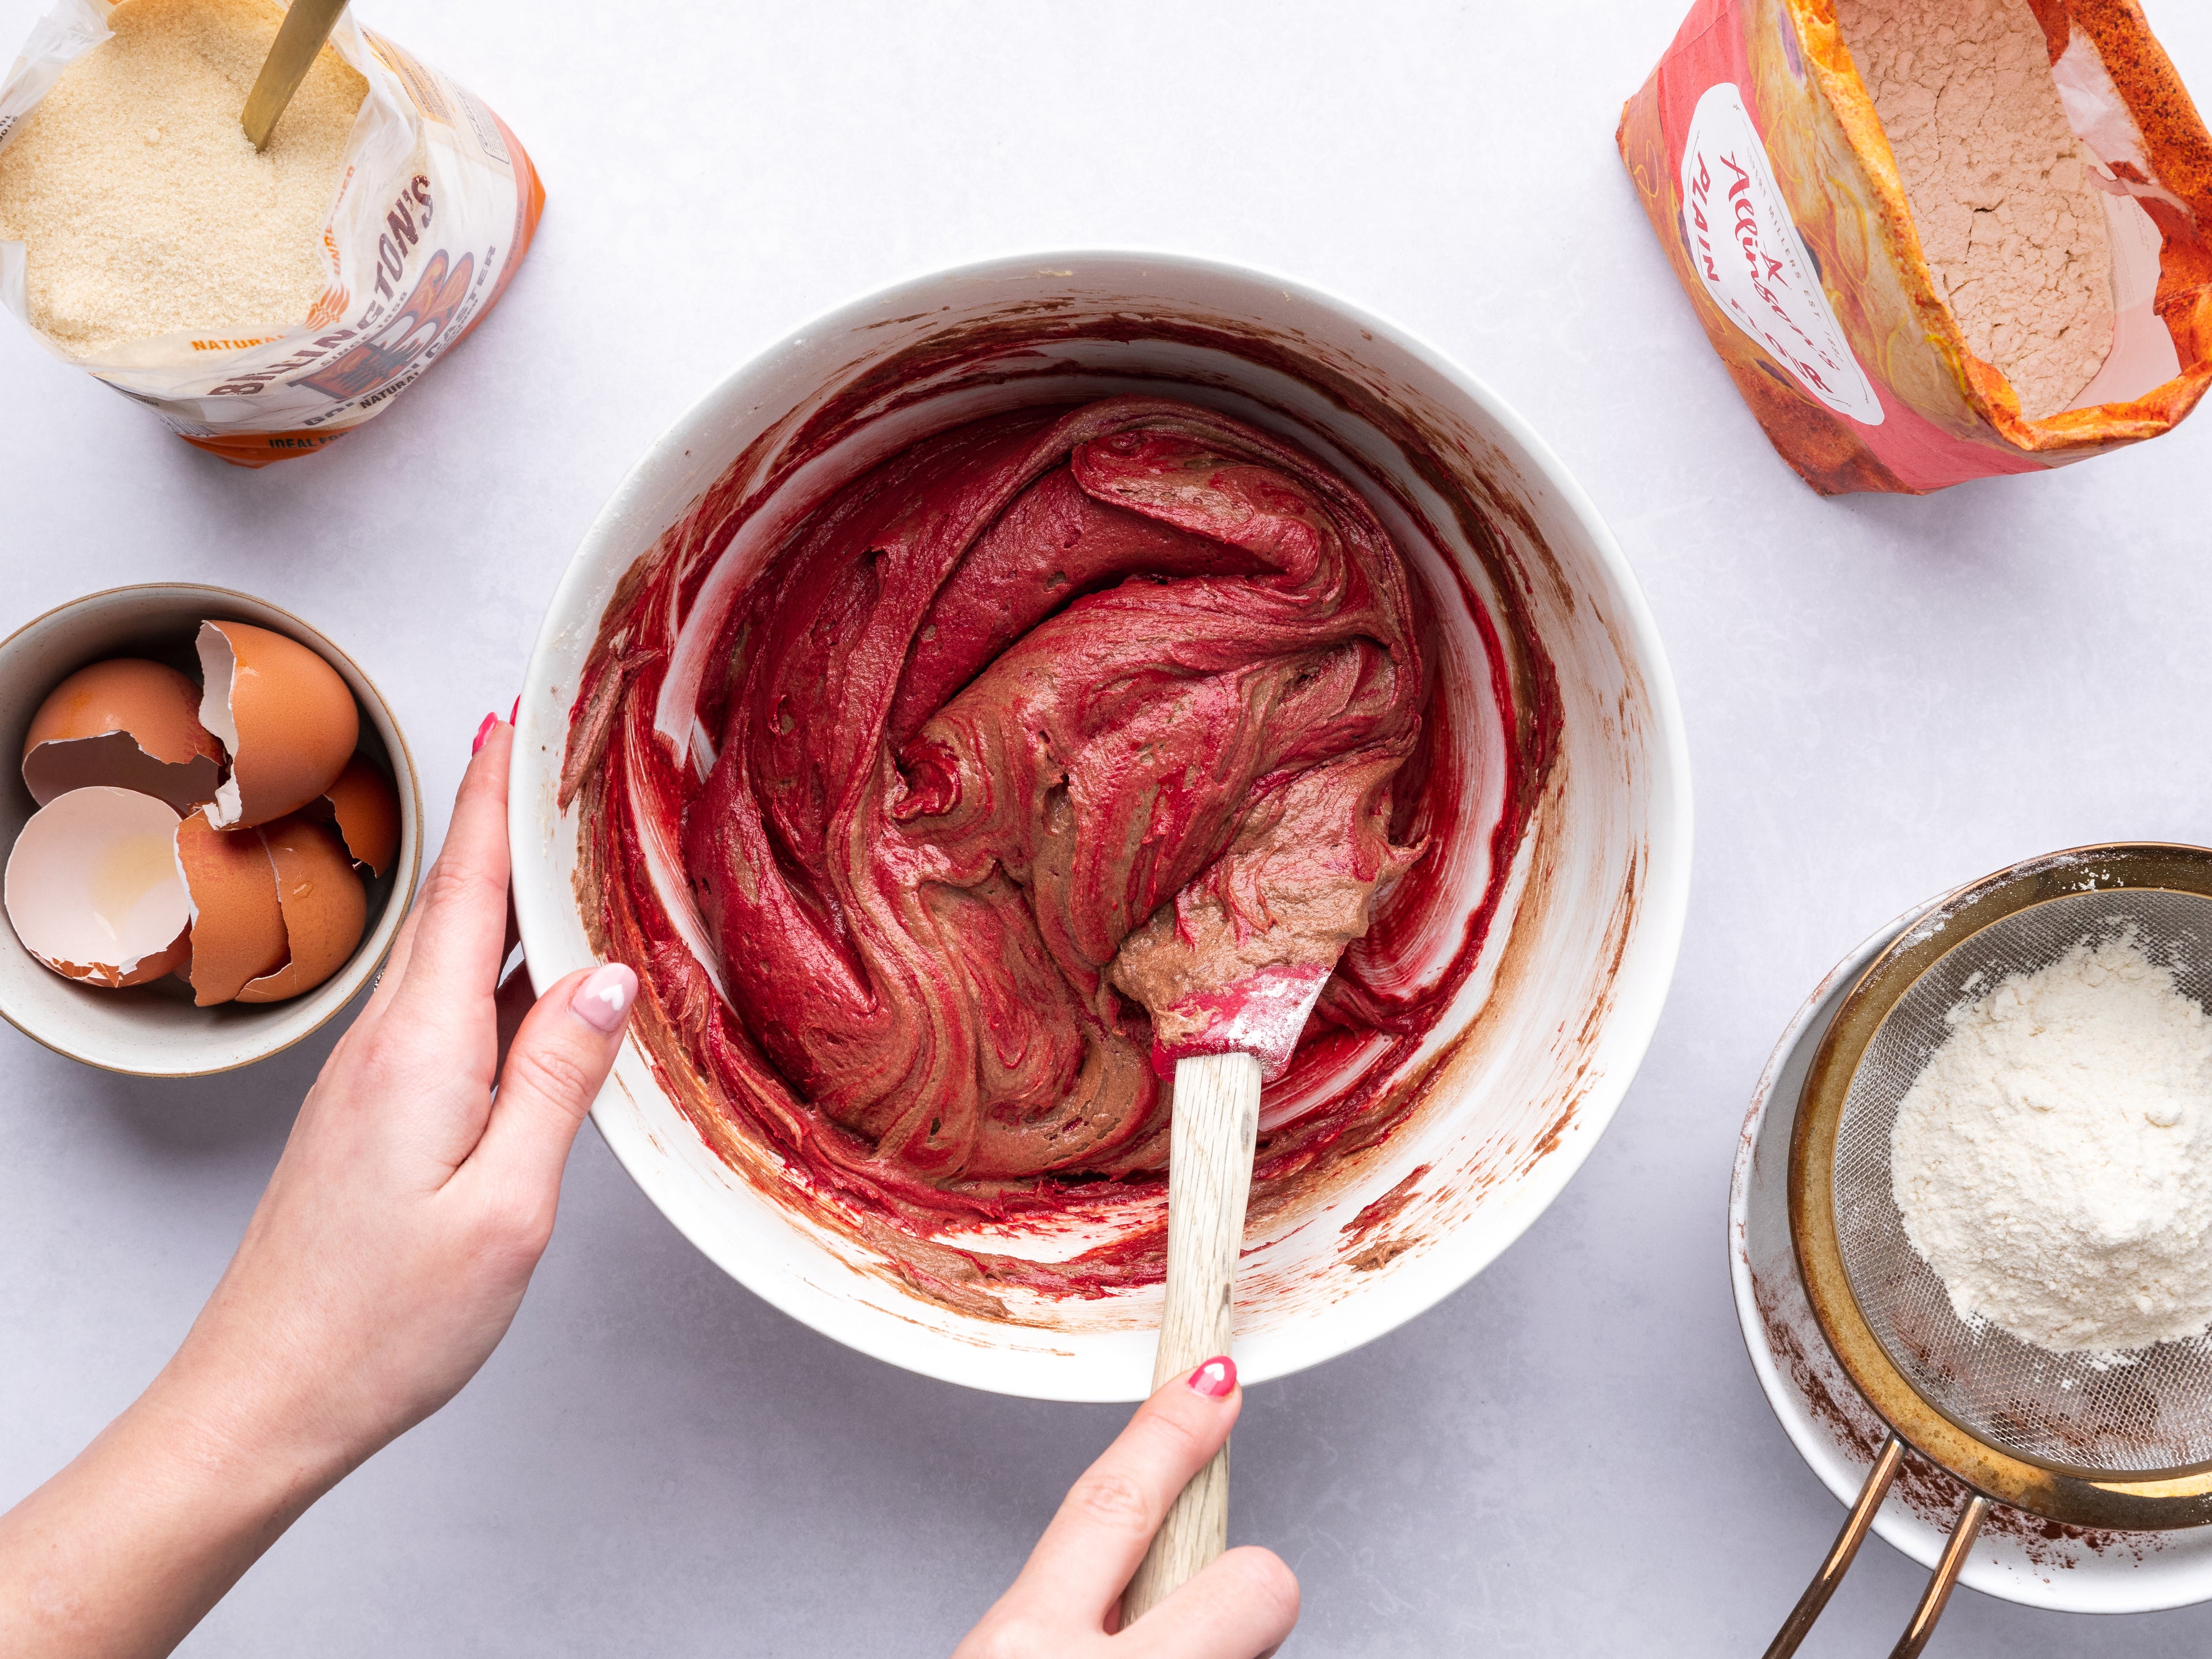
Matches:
[0,0,362,358]
[0,0,546,467]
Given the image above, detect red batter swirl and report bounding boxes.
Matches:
[684,398,1423,1194]
[570,363,1549,1311]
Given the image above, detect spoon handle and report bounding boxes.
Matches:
[1122,1051,1262,1623]
[241,0,349,150]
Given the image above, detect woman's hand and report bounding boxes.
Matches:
[166,718,637,1472]
[0,718,637,1659]
[955,1358,1300,1659]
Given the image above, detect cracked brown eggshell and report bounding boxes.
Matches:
[235,814,367,1005]
[3,786,191,988]
[21,658,224,812]
[317,753,400,877]
[173,812,287,1007]
[197,622,357,830]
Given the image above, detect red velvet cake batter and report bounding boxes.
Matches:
[683,398,1425,1192]
[570,382,1542,1304]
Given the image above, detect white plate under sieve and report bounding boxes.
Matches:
[1733,899,2212,1620]
[1834,888,2212,1479]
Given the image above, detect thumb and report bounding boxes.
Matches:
[471,962,637,1196]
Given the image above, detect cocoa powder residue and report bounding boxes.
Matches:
[1339,1162,1432,1272]
[1751,1266,2147,1567]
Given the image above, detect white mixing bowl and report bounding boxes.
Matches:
[512,251,1691,1402]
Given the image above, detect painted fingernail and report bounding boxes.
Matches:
[471,711,497,755]
[571,963,637,1033]
[1187,1356,1236,1398]
[509,695,520,726]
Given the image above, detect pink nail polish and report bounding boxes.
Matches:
[509,695,521,726]
[571,963,638,1033]
[1188,1356,1236,1398]
[471,711,497,755]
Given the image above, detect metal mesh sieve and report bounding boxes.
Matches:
[1833,887,2212,1478]
[1770,855,2212,1659]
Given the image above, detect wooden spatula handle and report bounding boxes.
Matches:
[1121,1051,1262,1624]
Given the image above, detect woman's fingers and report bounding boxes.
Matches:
[386,722,516,1037]
[355,903,420,1028]
[1002,1359,1244,1624]
[1116,1547,1300,1659]
[366,717,517,1017]
[491,951,535,1080]
[952,1364,1293,1659]
[465,963,638,1206]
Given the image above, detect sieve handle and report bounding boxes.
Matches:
[1888,1490,1990,1659]
[1762,1433,1904,1659]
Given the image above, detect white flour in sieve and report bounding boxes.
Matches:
[1891,929,2212,1355]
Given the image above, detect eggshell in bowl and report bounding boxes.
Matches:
[0,583,422,1077]
[236,814,367,1004]
[198,622,357,830]
[173,812,287,1006]
[3,786,191,988]
[22,658,224,812]
[319,753,400,877]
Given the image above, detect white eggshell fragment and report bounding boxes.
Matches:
[4,786,191,988]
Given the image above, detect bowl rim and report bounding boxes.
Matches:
[0,580,423,1078]
[514,245,1694,1395]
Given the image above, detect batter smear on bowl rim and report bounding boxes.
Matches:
[570,393,1540,1309]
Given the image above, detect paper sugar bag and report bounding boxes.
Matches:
[0,0,543,467]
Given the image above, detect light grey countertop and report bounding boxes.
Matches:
[5,1,2212,1653]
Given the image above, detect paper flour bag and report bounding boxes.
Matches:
[0,0,544,467]
[1619,0,2212,494]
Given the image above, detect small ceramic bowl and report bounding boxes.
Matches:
[1732,903,2212,1613]
[514,250,1692,1400]
[0,584,421,1076]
